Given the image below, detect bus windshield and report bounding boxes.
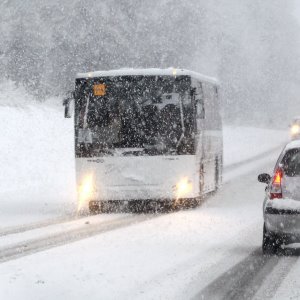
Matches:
[74,75,195,157]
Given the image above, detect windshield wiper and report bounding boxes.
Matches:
[96,148,115,156]
[123,150,145,156]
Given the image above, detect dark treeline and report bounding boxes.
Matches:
[0,0,299,125]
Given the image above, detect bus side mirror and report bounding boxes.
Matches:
[63,98,72,118]
[63,91,74,118]
[258,173,271,184]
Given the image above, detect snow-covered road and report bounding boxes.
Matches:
[1,141,296,299]
[1,102,297,299]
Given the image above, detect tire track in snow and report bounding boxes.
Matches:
[253,256,298,299]
[193,249,277,299]
[0,215,84,237]
[123,222,262,300]
[193,249,297,300]
[0,214,158,264]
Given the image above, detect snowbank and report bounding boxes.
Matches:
[0,85,76,227]
[0,81,33,107]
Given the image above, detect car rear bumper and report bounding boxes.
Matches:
[265,208,300,236]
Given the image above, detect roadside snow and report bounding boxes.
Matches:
[0,100,76,228]
[223,126,287,166]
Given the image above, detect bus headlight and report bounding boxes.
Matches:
[78,174,94,211]
[291,124,300,135]
[175,177,193,199]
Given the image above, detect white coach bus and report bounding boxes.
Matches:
[64,68,223,213]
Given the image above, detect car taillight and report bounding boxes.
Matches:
[270,168,283,199]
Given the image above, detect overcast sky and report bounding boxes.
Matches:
[293,0,300,21]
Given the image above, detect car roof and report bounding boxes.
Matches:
[284,140,300,151]
[76,68,219,85]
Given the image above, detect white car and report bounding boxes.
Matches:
[258,140,300,254]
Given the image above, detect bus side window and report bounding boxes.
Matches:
[202,82,219,130]
[196,82,205,119]
[196,99,205,119]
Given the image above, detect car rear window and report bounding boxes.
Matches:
[282,148,300,177]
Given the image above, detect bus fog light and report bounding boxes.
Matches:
[175,177,193,198]
[78,174,94,211]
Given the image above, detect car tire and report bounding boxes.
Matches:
[262,223,282,255]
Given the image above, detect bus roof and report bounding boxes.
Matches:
[76,68,219,85]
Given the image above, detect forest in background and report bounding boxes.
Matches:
[0,0,300,125]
